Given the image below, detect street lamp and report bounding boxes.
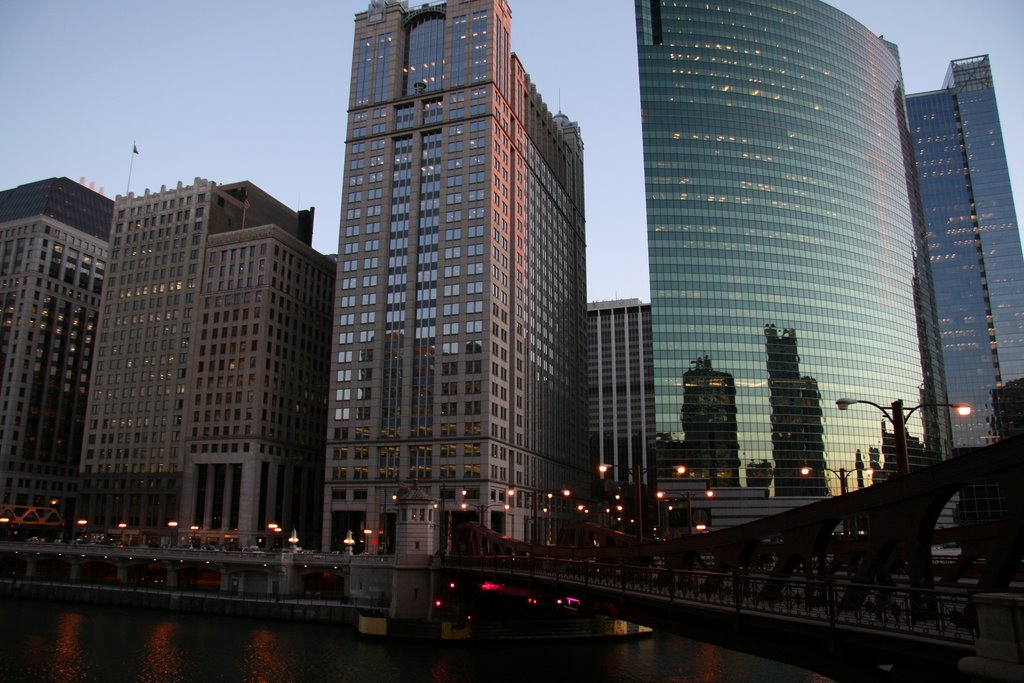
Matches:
[814,464,874,496]
[527,488,570,545]
[507,489,516,540]
[836,398,971,475]
[343,530,355,554]
[363,528,374,554]
[598,463,647,541]
[682,489,714,536]
[654,491,666,538]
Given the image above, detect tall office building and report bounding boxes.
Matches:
[0,178,112,528]
[635,0,952,504]
[80,178,334,549]
[587,300,655,531]
[324,0,587,552]
[906,56,1024,454]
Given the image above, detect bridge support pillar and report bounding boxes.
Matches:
[959,593,1024,683]
[165,565,178,589]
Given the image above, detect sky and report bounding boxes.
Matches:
[1,1,1021,304]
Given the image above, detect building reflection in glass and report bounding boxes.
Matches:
[678,355,740,487]
[764,325,826,497]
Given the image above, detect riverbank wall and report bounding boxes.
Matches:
[0,577,650,642]
[0,577,361,625]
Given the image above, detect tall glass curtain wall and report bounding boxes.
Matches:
[907,59,1024,453]
[635,0,950,496]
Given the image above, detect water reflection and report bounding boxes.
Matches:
[49,612,85,683]
[0,598,832,682]
[242,629,292,683]
[137,621,182,682]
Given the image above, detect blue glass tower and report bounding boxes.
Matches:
[906,56,1024,453]
[635,0,951,499]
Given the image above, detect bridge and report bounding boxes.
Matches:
[0,436,1020,680]
[0,542,365,598]
[442,433,1024,681]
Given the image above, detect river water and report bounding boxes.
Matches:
[0,598,834,682]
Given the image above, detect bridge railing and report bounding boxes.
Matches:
[445,555,979,644]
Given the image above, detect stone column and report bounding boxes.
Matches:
[958,593,1024,683]
[165,564,178,589]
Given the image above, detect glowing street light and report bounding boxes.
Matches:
[836,398,970,475]
[343,530,356,554]
[598,463,647,540]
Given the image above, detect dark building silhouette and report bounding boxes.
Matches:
[679,355,740,488]
[764,325,826,497]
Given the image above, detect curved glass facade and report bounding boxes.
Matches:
[635,0,950,497]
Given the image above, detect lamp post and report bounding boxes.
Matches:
[507,489,516,540]
[682,489,714,536]
[655,491,665,538]
[815,462,875,496]
[167,520,178,548]
[434,484,466,555]
[836,398,970,475]
[528,488,570,545]
[460,501,511,533]
[363,528,374,554]
[598,463,646,541]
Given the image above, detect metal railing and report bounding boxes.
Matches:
[445,555,979,644]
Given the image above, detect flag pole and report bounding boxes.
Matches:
[241,188,250,229]
[126,142,139,195]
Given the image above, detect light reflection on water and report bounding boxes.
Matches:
[138,621,182,682]
[242,630,293,683]
[0,598,833,682]
[49,613,85,683]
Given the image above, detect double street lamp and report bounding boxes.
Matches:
[819,465,873,496]
[836,398,970,475]
[598,463,648,540]
[529,489,570,545]
[665,488,715,536]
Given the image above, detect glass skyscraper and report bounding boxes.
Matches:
[635,0,951,499]
[906,56,1024,454]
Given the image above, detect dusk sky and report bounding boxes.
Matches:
[1,1,1021,303]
